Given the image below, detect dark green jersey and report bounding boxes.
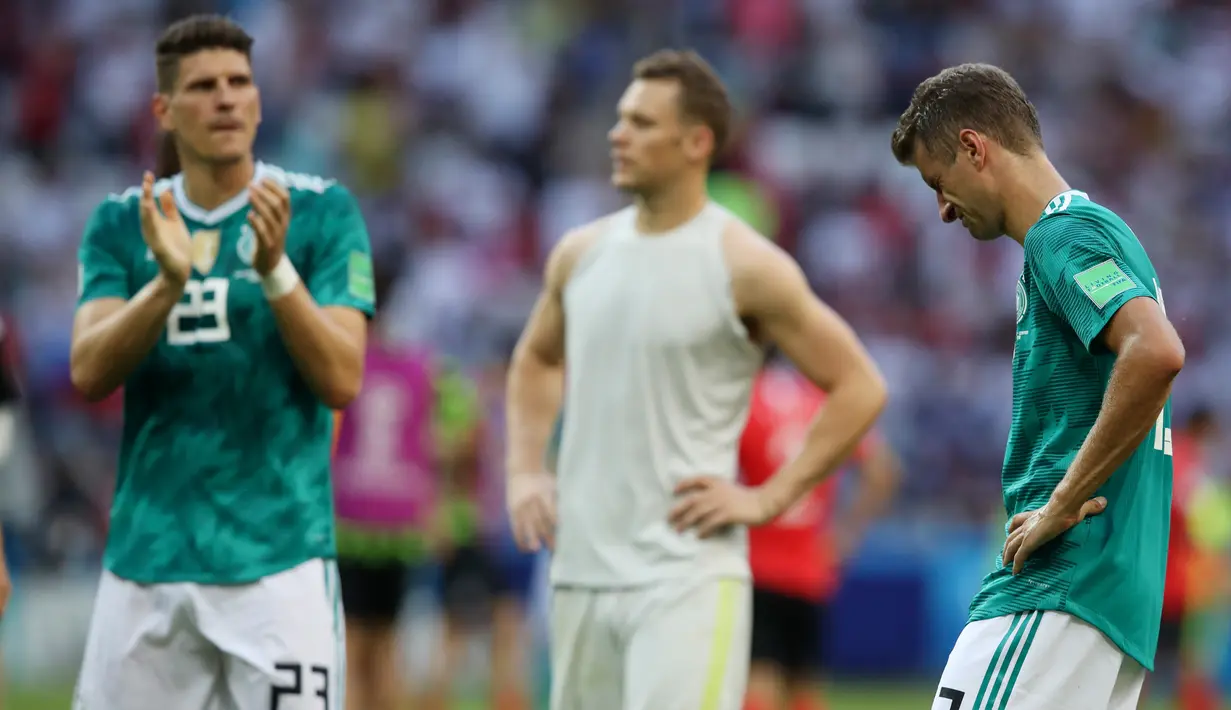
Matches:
[77,162,376,584]
[969,190,1172,670]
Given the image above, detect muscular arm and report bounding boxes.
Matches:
[1049,296,1184,514]
[265,184,375,410]
[732,229,889,519]
[268,289,367,410]
[505,238,573,478]
[69,275,185,401]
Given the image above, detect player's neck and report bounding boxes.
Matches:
[633,174,710,235]
[181,156,257,212]
[1001,153,1069,245]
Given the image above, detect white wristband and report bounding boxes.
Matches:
[261,255,300,300]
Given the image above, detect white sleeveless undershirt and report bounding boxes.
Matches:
[551,203,764,587]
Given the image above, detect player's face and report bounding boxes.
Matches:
[156,49,261,166]
[608,79,710,194]
[911,134,1004,241]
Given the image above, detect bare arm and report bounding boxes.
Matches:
[268,291,367,409]
[70,277,185,401]
[72,174,195,402]
[505,236,577,478]
[250,180,372,410]
[733,231,889,519]
[1049,296,1184,513]
[503,227,602,553]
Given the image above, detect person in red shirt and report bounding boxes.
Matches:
[741,359,901,710]
[1151,407,1220,710]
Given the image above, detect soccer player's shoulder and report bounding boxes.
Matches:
[548,210,627,283]
[716,211,800,295]
[86,176,176,242]
[259,163,350,211]
[1026,190,1127,256]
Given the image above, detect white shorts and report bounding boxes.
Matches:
[932,610,1145,710]
[550,576,751,710]
[74,558,345,710]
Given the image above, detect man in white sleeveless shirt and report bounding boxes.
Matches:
[505,49,888,710]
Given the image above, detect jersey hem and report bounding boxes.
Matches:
[78,289,130,305]
[315,296,375,318]
[967,601,1154,672]
[104,551,336,587]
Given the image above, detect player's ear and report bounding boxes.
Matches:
[152,93,174,133]
[685,122,714,163]
[958,129,984,168]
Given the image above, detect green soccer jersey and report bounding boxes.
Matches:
[77,162,376,585]
[968,189,1173,670]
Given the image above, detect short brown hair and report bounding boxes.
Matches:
[155,14,254,93]
[633,49,732,160]
[891,63,1042,165]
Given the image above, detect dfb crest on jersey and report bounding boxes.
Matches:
[1015,276,1028,323]
[191,230,221,275]
[237,225,256,266]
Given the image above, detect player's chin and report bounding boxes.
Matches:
[966,223,1002,242]
[206,132,254,158]
[610,170,640,192]
[203,145,252,166]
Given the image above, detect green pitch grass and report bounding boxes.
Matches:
[2,683,1181,709]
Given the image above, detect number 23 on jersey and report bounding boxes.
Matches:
[167,277,231,346]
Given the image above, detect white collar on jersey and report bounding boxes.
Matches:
[172,161,270,226]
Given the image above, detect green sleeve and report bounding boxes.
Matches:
[305,184,376,316]
[77,201,132,304]
[1025,215,1153,351]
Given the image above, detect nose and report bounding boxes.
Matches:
[215,85,239,110]
[608,123,627,146]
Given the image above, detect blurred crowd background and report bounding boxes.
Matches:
[5,0,1231,706]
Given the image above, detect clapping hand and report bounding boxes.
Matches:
[248,179,291,276]
[138,171,192,285]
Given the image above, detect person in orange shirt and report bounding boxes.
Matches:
[740,358,901,710]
